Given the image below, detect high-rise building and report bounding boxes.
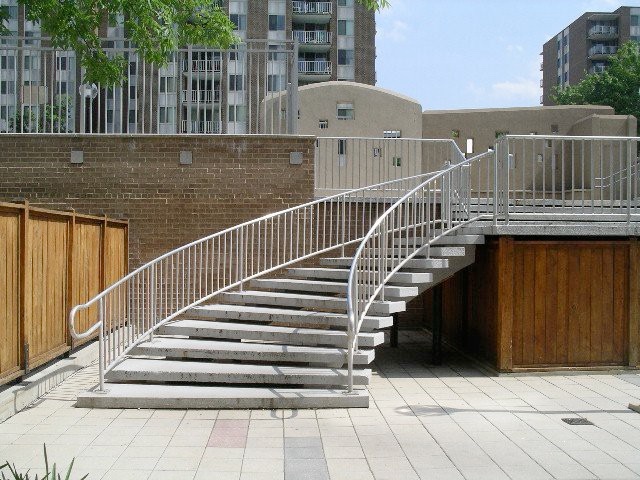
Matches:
[0,0,376,134]
[541,6,640,105]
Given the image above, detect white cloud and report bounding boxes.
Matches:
[377,20,409,43]
[507,44,524,54]
[491,78,540,101]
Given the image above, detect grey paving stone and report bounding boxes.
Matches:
[285,446,325,459]
[284,437,323,448]
[284,458,329,480]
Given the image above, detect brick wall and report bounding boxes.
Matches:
[0,134,315,267]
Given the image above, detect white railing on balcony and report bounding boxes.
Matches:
[315,137,466,196]
[180,120,221,134]
[183,59,222,73]
[590,64,607,74]
[298,60,331,75]
[0,37,298,135]
[292,1,332,14]
[589,44,618,56]
[589,25,618,36]
[181,89,221,103]
[294,30,332,44]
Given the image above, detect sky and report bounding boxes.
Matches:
[375,0,639,111]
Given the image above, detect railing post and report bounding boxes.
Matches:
[628,139,633,228]
[98,298,106,393]
[149,264,155,342]
[493,140,500,226]
[239,227,244,292]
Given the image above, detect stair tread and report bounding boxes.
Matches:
[160,320,384,348]
[109,358,371,379]
[134,336,372,356]
[77,384,369,409]
[224,289,401,305]
[189,304,391,321]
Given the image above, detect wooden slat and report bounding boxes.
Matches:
[613,245,628,363]
[601,246,614,363]
[533,245,546,364]
[512,245,524,366]
[0,211,21,383]
[545,247,558,365]
[629,239,639,366]
[556,248,569,365]
[497,237,514,371]
[590,247,603,363]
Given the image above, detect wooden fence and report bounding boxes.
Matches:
[0,201,128,386]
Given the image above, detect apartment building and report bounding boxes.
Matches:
[542,6,640,105]
[0,0,376,134]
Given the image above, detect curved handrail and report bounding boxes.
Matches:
[68,161,457,391]
[345,149,496,391]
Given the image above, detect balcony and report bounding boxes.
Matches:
[588,24,618,40]
[181,120,221,134]
[589,64,607,74]
[298,60,332,77]
[293,30,332,51]
[181,89,221,104]
[588,44,618,59]
[182,59,222,75]
[292,1,332,24]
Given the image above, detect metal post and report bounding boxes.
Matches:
[98,298,106,392]
[149,265,155,342]
[287,39,299,135]
[628,139,633,228]
[493,140,500,225]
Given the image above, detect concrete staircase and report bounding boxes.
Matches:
[77,233,483,409]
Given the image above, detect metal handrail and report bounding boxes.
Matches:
[345,150,495,391]
[68,150,461,391]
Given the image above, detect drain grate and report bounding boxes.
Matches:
[562,417,594,426]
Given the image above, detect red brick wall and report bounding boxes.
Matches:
[0,135,315,267]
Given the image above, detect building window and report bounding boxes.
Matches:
[0,80,15,94]
[338,138,347,155]
[229,74,244,91]
[318,119,328,129]
[551,124,559,134]
[336,103,354,120]
[128,110,136,123]
[466,138,474,155]
[338,49,354,66]
[392,157,402,167]
[268,44,286,61]
[373,147,381,157]
[632,15,640,27]
[55,56,67,70]
[268,15,285,31]
[159,106,175,123]
[267,74,286,92]
[1,55,15,69]
[229,14,247,31]
[56,81,67,94]
[129,85,136,99]
[383,130,401,138]
[228,105,247,122]
[159,77,175,93]
[338,20,354,36]
[338,0,354,5]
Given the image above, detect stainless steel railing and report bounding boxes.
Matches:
[345,149,495,391]
[69,171,440,392]
[315,138,466,196]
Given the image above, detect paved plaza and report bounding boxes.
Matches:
[1,332,640,480]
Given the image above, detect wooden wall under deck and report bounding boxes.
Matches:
[421,236,639,372]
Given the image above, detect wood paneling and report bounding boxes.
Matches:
[0,210,22,383]
[509,240,630,368]
[0,202,128,385]
[72,220,102,340]
[418,237,638,372]
[25,215,70,369]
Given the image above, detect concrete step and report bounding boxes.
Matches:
[106,358,371,386]
[394,235,484,246]
[77,383,369,409]
[288,267,434,285]
[187,305,393,331]
[363,246,468,258]
[319,257,449,270]
[220,291,405,316]
[158,320,385,348]
[130,337,374,367]
[250,278,418,299]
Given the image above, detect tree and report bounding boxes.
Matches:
[553,41,640,129]
[0,0,389,86]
